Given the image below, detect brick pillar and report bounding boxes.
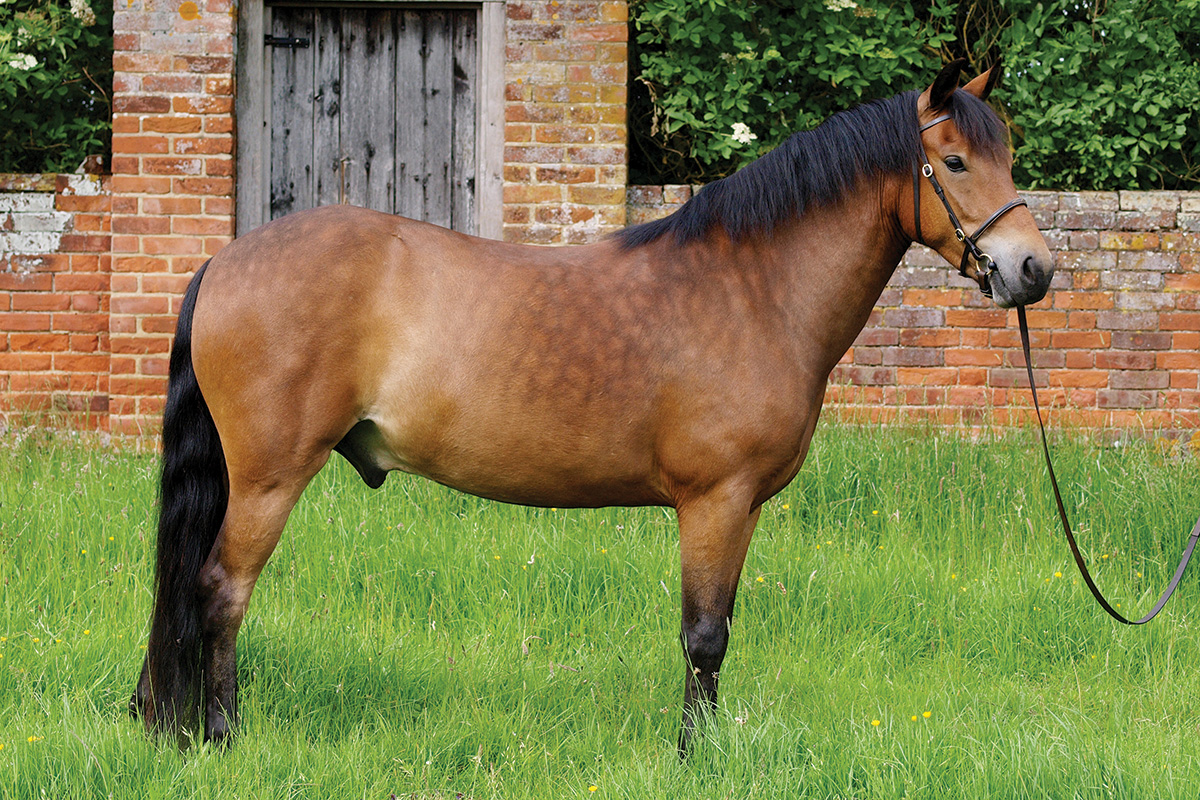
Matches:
[110,0,235,436]
[503,0,628,244]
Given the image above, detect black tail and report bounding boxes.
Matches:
[145,260,228,734]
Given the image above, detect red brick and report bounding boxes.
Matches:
[0,273,53,292]
[143,116,203,134]
[111,296,170,315]
[55,354,109,373]
[1095,351,1154,370]
[143,74,204,93]
[0,312,50,331]
[136,236,203,256]
[12,293,71,312]
[1159,352,1200,370]
[114,95,172,114]
[54,314,110,334]
[144,157,204,176]
[568,23,627,42]
[174,56,233,74]
[109,375,168,396]
[173,177,234,196]
[110,335,171,355]
[172,96,233,115]
[1049,370,1108,388]
[10,333,69,352]
[174,137,233,156]
[113,215,171,234]
[0,353,52,371]
[111,175,172,194]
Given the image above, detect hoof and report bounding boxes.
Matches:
[204,714,235,748]
[129,688,147,720]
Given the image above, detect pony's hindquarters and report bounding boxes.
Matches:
[133,261,229,737]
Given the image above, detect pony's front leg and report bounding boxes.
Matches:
[675,491,762,756]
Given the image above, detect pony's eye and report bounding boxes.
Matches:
[945,156,966,173]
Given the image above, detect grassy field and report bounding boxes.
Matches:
[3,422,1200,798]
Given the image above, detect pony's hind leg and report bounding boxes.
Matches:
[675,489,762,756]
[196,462,326,744]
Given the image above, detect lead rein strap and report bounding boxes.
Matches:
[1017,305,1200,625]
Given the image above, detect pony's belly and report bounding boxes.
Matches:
[352,414,670,508]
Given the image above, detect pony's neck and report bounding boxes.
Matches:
[753,172,913,376]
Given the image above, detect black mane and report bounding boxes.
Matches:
[617,88,1007,248]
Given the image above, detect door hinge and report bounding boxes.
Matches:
[265,35,310,48]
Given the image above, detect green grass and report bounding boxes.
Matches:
[3,423,1200,798]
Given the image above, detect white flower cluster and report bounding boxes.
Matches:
[731,122,758,146]
[7,53,38,71]
[824,0,857,9]
[70,0,96,26]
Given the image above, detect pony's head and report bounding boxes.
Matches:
[910,59,1053,308]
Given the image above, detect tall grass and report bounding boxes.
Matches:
[2,423,1200,798]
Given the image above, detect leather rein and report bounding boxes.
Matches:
[913,114,1200,625]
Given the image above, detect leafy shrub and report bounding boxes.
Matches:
[998,0,1200,190]
[630,0,1200,190]
[0,0,112,174]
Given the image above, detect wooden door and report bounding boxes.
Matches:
[266,5,477,233]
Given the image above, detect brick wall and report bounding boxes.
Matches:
[503,0,628,243]
[109,0,236,436]
[629,186,1200,429]
[0,174,111,426]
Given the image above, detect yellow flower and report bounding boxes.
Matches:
[951,573,956,579]
[871,719,881,727]
[32,638,39,644]
[81,550,87,555]
[910,715,918,722]
[600,549,607,554]
[83,630,90,635]
[756,576,765,583]
[588,787,598,793]
[494,555,500,560]
[27,736,41,743]
[781,504,790,510]
[108,536,114,541]
[923,711,932,718]
[1054,572,1063,578]
[872,510,879,515]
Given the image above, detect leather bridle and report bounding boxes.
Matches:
[912,113,1198,624]
[912,114,1028,298]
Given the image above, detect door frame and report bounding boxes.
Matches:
[234,0,505,238]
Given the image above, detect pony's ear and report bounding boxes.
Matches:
[963,58,1003,101]
[928,58,968,110]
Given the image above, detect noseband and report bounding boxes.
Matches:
[911,114,1028,298]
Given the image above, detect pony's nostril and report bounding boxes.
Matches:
[1021,255,1041,284]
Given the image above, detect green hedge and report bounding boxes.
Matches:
[629,0,1200,191]
[0,0,112,174]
